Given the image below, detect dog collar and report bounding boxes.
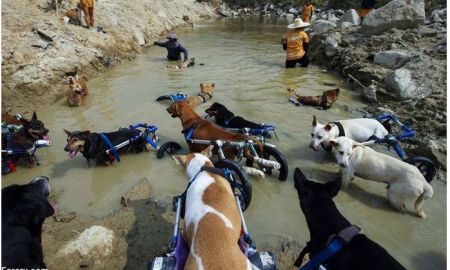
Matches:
[332,121,345,137]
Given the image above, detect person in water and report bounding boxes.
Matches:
[301,0,315,23]
[153,34,189,61]
[282,18,310,68]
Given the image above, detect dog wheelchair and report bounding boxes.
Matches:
[102,123,182,161]
[148,167,277,270]
[156,93,189,103]
[362,114,437,183]
[223,124,278,141]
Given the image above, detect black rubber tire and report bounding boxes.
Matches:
[214,159,252,211]
[409,156,436,183]
[262,144,289,181]
[157,141,182,159]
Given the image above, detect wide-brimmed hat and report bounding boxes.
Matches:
[287,18,310,29]
[167,34,177,40]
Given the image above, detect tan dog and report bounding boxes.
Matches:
[287,88,340,109]
[185,83,215,108]
[172,146,255,270]
[67,75,88,107]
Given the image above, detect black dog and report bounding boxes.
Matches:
[63,129,146,164]
[205,102,264,129]
[293,168,406,270]
[2,112,49,166]
[2,176,55,268]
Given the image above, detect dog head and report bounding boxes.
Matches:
[20,112,49,140]
[172,146,214,179]
[2,176,55,228]
[329,136,361,168]
[167,101,190,118]
[63,129,90,158]
[321,88,340,108]
[309,115,335,151]
[200,83,215,96]
[68,76,88,96]
[293,168,342,215]
[204,102,228,117]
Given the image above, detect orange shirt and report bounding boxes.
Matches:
[302,4,314,22]
[286,30,309,60]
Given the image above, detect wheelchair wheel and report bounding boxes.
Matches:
[409,156,436,183]
[214,159,252,211]
[262,144,288,181]
[157,141,182,159]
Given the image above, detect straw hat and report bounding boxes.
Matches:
[287,18,310,29]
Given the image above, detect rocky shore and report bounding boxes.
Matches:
[2,0,216,114]
[305,0,447,180]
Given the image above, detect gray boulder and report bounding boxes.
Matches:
[341,9,360,25]
[385,68,417,99]
[59,226,114,259]
[361,0,425,36]
[340,22,354,30]
[288,7,298,15]
[374,50,411,69]
[430,8,447,24]
[311,19,337,35]
[324,33,341,58]
[362,81,378,102]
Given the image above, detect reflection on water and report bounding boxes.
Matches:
[2,17,445,270]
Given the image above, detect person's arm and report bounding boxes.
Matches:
[153,41,167,47]
[303,33,309,53]
[179,45,189,61]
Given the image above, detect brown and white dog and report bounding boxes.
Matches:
[167,57,196,69]
[172,146,255,270]
[67,75,88,107]
[185,83,215,108]
[287,88,340,109]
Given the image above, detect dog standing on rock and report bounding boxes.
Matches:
[330,136,433,218]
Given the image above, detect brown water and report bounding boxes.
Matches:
[3,17,445,269]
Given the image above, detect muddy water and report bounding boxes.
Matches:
[3,17,445,269]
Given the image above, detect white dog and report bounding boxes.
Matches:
[309,115,389,151]
[330,136,433,218]
[172,146,255,270]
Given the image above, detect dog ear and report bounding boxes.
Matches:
[68,76,75,84]
[63,129,72,136]
[324,176,342,198]
[175,103,182,116]
[293,167,308,191]
[329,139,338,147]
[324,124,332,131]
[312,115,317,126]
[200,145,214,158]
[31,112,37,120]
[211,83,215,87]
[80,130,91,137]
[172,155,187,166]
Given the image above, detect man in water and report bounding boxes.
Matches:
[282,18,310,68]
[301,0,315,23]
[153,34,189,61]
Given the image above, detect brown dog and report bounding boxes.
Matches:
[184,83,215,108]
[288,88,340,109]
[172,146,253,269]
[67,75,88,107]
[167,101,277,178]
[1,113,22,126]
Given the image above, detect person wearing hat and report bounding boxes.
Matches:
[282,18,310,68]
[301,0,315,23]
[153,34,189,61]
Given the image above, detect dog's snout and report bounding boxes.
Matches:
[339,163,347,168]
[64,145,70,152]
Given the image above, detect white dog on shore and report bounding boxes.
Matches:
[330,136,433,218]
[309,115,389,151]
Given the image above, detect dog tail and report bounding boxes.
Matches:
[415,182,433,218]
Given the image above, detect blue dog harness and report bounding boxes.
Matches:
[296,225,361,270]
[99,132,121,162]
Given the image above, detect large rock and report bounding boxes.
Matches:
[59,226,114,259]
[412,140,447,170]
[361,80,378,102]
[361,0,425,36]
[384,68,417,99]
[311,19,337,35]
[324,33,341,58]
[374,50,411,69]
[430,8,447,24]
[341,9,360,25]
